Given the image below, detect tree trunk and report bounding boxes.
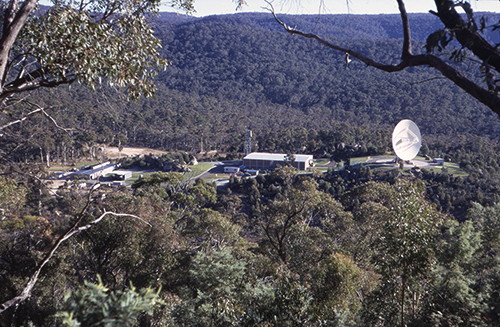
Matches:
[401,275,405,327]
[0,0,38,96]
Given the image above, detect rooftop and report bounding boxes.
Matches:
[73,163,116,176]
[243,152,312,162]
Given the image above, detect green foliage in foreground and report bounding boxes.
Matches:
[0,169,498,326]
[57,277,162,327]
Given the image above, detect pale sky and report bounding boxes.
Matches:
[162,0,499,16]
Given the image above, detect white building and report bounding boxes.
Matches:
[71,162,116,180]
[109,171,133,180]
[243,152,314,171]
[433,158,445,166]
[224,166,240,173]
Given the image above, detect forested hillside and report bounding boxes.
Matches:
[4,12,497,165]
[4,12,497,174]
[157,12,499,135]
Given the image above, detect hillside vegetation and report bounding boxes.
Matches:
[3,12,496,174]
[1,11,499,182]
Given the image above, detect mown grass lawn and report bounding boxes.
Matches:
[443,162,468,177]
[126,171,155,184]
[47,161,100,172]
[423,162,468,177]
[202,173,232,183]
[313,158,330,166]
[182,162,216,181]
[350,157,368,165]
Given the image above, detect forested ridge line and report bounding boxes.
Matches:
[2,11,499,181]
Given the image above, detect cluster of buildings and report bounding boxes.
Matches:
[55,162,132,187]
[53,151,316,191]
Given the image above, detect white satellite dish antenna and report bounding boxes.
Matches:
[392,119,422,161]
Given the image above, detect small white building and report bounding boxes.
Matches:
[245,169,259,176]
[110,171,133,180]
[243,152,314,171]
[433,158,445,166]
[224,166,240,173]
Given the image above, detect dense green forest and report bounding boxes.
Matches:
[1,166,499,325]
[1,9,499,327]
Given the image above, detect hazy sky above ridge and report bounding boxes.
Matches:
[161,0,499,17]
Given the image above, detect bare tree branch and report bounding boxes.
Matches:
[0,101,73,134]
[396,0,412,59]
[24,100,74,133]
[265,0,500,116]
[0,106,44,132]
[406,76,447,86]
[0,187,151,314]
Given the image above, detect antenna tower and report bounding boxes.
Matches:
[244,129,253,155]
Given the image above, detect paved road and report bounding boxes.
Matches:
[363,156,439,169]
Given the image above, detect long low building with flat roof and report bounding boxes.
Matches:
[70,162,116,180]
[243,152,314,171]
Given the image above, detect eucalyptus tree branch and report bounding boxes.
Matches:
[265,0,500,116]
[432,0,500,73]
[101,0,121,21]
[0,188,151,314]
[0,0,39,91]
[3,65,76,95]
[405,76,446,86]
[39,106,73,133]
[0,74,77,103]
[25,100,74,133]
[259,216,282,260]
[13,54,29,82]
[396,0,412,59]
[267,1,411,72]
[4,67,46,90]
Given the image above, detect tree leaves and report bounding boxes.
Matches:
[57,277,163,327]
[5,0,166,100]
[425,29,453,53]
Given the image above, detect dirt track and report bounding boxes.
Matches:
[104,146,168,159]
